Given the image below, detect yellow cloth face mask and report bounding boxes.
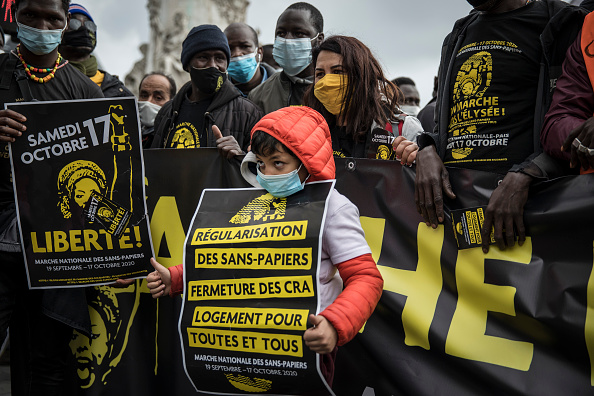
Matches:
[314,74,349,116]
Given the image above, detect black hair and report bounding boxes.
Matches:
[251,130,298,159]
[286,2,324,33]
[139,72,177,99]
[392,77,416,87]
[14,0,70,14]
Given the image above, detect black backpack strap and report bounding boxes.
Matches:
[0,57,17,90]
[0,53,36,101]
[14,67,35,102]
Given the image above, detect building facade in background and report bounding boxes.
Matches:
[125,0,249,95]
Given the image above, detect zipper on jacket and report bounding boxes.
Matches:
[205,112,216,147]
[164,110,178,148]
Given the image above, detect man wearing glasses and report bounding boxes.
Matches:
[60,3,133,98]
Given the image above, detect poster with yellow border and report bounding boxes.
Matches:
[180,181,335,395]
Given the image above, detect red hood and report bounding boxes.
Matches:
[250,106,335,182]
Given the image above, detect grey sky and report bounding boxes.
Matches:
[91,1,541,106]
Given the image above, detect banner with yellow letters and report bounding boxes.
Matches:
[69,148,594,396]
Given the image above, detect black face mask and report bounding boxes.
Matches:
[190,66,227,95]
[62,27,96,52]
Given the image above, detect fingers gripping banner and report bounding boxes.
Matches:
[74,149,594,395]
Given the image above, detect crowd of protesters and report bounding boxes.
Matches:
[0,0,593,394]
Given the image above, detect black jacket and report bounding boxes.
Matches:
[101,70,134,98]
[418,0,587,176]
[151,79,263,150]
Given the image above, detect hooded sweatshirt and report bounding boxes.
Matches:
[169,106,383,347]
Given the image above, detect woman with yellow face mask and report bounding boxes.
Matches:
[303,36,421,164]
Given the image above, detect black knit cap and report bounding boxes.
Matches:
[180,24,231,70]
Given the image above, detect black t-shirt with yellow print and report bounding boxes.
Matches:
[330,125,366,159]
[443,1,548,174]
[166,96,212,149]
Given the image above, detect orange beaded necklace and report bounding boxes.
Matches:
[16,44,62,84]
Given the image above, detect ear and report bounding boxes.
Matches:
[63,14,70,34]
[298,162,309,183]
[256,46,263,62]
[315,33,325,47]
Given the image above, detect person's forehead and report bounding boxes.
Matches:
[257,149,289,159]
[140,75,170,91]
[17,0,66,15]
[316,50,342,65]
[192,49,227,57]
[276,9,314,31]
[399,84,420,98]
[226,25,256,45]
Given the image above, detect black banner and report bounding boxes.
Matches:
[70,149,594,395]
[181,183,334,395]
[8,98,153,288]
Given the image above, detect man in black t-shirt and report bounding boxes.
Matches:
[151,24,263,157]
[411,0,586,252]
[0,0,103,394]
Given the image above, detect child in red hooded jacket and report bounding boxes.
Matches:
[146,106,384,385]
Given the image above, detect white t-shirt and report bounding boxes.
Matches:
[318,189,371,312]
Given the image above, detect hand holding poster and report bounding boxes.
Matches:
[8,98,154,288]
[180,182,335,395]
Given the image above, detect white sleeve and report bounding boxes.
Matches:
[322,189,371,265]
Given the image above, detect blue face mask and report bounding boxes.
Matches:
[17,20,66,56]
[272,34,318,76]
[256,164,307,198]
[228,51,259,84]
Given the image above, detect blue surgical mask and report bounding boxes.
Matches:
[272,34,319,77]
[256,164,307,198]
[17,20,66,56]
[228,51,259,84]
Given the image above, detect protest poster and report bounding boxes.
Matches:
[180,181,335,395]
[8,97,154,288]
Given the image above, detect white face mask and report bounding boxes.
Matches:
[138,100,162,128]
[400,105,421,117]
